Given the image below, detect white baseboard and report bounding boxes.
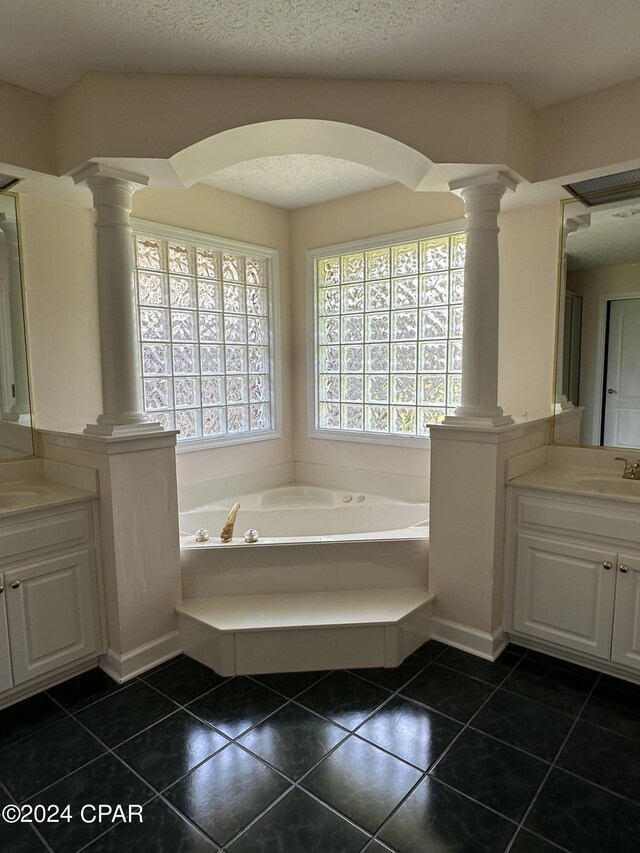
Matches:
[430,617,507,661]
[507,631,640,686]
[99,631,182,682]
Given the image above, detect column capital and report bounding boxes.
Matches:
[563,213,591,238]
[70,162,150,192]
[448,170,518,197]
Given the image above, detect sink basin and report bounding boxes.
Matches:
[0,486,52,508]
[573,476,640,496]
[0,493,30,508]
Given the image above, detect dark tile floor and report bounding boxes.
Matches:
[1,642,639,852]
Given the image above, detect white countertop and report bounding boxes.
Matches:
[508,465,640,504]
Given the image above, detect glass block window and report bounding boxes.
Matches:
[313,231,465,439]
[135,230,275,444]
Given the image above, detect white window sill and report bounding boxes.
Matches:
[175,428,282,453]
[308,426,430,449]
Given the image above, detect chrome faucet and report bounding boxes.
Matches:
[615,457,640,480]
[220,502,240,542]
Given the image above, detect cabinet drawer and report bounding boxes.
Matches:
[517,494,640,544]
[0,508,90,560]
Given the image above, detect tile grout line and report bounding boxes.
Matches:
[220,644,533,848]
[42,691,166,852]
[45,688,275,852]
[196,647,452,849]
[501,671,603,853]
[0,779,56,853]
[48,673,360,850]
[367,647,535,849]
[278,650,525,851]
[34,667,348,850]
[7,644,631,853]
[72,649,625,852]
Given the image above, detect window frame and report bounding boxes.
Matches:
[306,219,466,448]
[132,218,282,453]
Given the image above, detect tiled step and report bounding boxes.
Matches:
[177,587,434,676]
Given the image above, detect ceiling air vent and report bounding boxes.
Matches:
[0,174,21,193]
[564,168,640,206]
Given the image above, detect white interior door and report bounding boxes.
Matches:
[0,573,12,692]
[603,297,640,448]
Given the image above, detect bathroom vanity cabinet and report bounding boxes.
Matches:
[0,499,103,702]
[505,481,640,677]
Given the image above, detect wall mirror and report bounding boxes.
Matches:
[0,192,34,460]
[554,197,640,451]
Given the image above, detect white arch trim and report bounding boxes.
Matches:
[170,119,433,190]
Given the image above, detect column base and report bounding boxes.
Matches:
[444,407,514,428]
[84,418,164,437]
[554,397,575,414]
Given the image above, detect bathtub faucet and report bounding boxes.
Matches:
[220,502,240,542]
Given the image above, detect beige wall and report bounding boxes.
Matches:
[54,74,530,179]
[0,80,54,175]
[18,184,294,486]
[4,70,640,198]
[498,201,560,421]
[19,196,102,431]
[536,77,640,181]
[290,184,463,485]
[17,180,559,490]
[568,262,640,444]
[290,185,559,486]
[132,183,293,484]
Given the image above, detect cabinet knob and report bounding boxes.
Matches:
[9,580,20,589]
[0,584,3,594]
[619,565,629,573]
[603,561,612,570]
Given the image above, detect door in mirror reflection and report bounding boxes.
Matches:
[603,297,640,448]
[0,192,34,460]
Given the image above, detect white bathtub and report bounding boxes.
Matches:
[179,484,429,599]
[179,484,428,545]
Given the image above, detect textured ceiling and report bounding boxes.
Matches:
[203,155,394,209]
[566,205,640,270]
[2,1,640,106]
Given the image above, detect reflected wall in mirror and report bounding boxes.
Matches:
[554,198,640,451]
[0,193,34,460]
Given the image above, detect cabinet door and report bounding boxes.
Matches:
[4,550,98,686]
[0,573,12,692]
[513,532,616,659]
[611,552,640,672]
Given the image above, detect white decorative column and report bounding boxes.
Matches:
[72,163,162,436]
[445,172,517,427]
[0,214,30,423]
